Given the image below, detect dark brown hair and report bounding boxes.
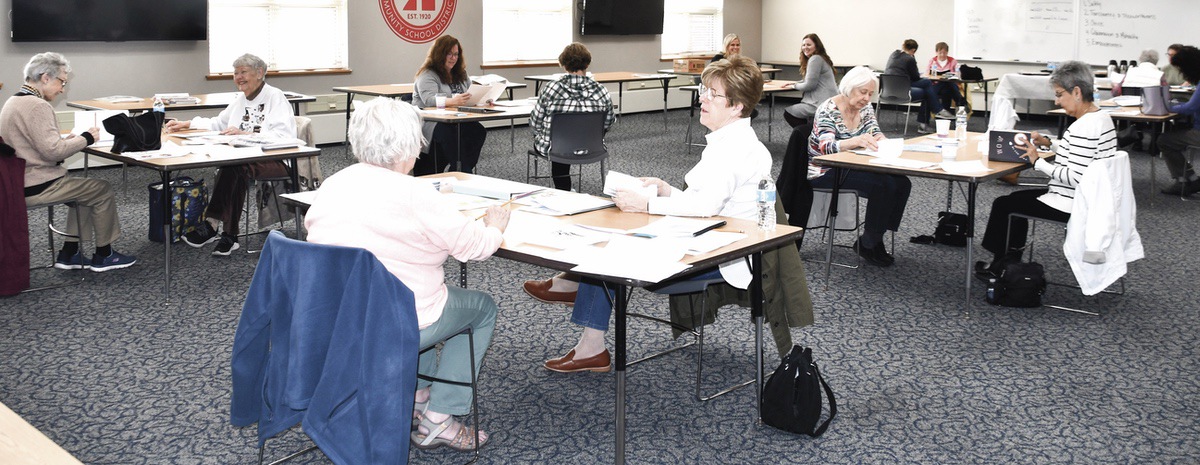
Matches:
[903,39,919,52]
[417,35,468,84]
[799,33,835,79]
[558,43,592,73]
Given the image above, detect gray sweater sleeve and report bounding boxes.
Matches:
[793,56,829,93]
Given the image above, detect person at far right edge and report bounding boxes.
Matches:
[1157,45,1200,196]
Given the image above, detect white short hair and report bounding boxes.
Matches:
[24,52,70,83]
[839,66,878,97]
[348,97,425,168]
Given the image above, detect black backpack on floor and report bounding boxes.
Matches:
[986,261,1047,308]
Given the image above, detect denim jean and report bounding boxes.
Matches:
[571,268,725,331]
[910,78,944,124]
[417,286,497,415]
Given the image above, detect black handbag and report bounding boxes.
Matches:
[911,211,969,247]
[985,261,1047,308]
[102,111,165,153]
[761,345,836,437]
[959,64,984,81]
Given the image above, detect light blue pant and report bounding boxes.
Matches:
[417,286,497,415]
[571,268,724,331]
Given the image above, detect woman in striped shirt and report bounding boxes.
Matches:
[808,66,911,267]
[976,60,1117,276]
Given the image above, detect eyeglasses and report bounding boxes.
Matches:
[56,77,68,88]
[698,84,727,101]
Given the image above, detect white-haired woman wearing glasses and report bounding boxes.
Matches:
[0,52,137,271]
[305,97,508,451]
[807,66,911,267]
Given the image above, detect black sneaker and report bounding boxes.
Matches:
[183,222,218,248]
[212,234,240,256]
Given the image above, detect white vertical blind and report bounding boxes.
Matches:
[481,0,572,63]
[661,0,723,56]
[209,0,349,73]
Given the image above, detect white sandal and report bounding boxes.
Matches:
[410,415,487,451]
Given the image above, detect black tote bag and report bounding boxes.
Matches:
[102,111,165,153]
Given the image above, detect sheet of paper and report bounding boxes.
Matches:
[876,138,903,158]
[73,110,126,143]
[520,190,614,216]
[629,216,724,238]
[279,190,318,207]
[463,82,506,106]
[570,235,691,283]
[501,211,563,248]
[471,74,509,85]
[520,224,612,250]
[868,157,940,169]
[604,170,658,197]
[451,177,543,200]
[442,192,501,211]
[492,98,537,107]
[683,231,746,255]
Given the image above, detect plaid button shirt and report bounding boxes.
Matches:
[531,74,615,155]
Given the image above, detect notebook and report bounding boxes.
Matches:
[985,130,1034,163]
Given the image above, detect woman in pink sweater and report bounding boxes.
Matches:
[0,52,136,272]
[305,97,509,452]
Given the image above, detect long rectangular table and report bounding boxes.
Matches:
[811,132,1028,308]
[68,92,316,116]
[82,137,320,299]
[525,72,676,129]
[678,80,798,147]
[331,82,527,144]
[1048,105,1177,201]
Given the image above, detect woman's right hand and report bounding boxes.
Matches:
[449,93,472,107]
[639,177,672,197]
[482,205,510,232]
[164,120,191,132]
[845,133,883,151]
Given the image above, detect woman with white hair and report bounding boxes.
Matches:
[169,53,296,256]
[305,97,508,451]
[0,52,137,271]
[1113,49,1166,95]
[807,66,911,267]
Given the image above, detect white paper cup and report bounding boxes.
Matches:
[942,144,958,161]
[435,94,447,109]
[935,119,951,137]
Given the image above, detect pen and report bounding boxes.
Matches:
[474,188,546,220]
[693,221,726,236]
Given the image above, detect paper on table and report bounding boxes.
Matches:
[279,190,318,207]
[451,177,543,200]
[684,231,746,255]
[72,110,126,143]
[97,95,142,103]
[492,97,536,107]
[876,138,903,158]
[868,157,940,169]
[501,211,561,248]
[603,170,658,198]
[520,190,614,216]
[520,224,611,250]
[570,235,691,283]
[629,216,724,238]
[940,160,992,174]
[442,192,500,211]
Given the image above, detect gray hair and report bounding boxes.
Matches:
[23,52,71,83]
[838,66,878,97]
[232,53,268,74]
[1049,60,1095,102]
[1138,49,1159,65]
[348,97,425,168]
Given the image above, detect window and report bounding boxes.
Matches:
[481,0,572,64]
[661,0,723,57]
[208,0,349,74]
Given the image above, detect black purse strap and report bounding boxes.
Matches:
[807,362,837,437]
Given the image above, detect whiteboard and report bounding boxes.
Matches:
[954,0,1194,65]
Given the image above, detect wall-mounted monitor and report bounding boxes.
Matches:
[580,0,664,36]
[11,0,208,42]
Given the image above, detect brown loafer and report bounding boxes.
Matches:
[543,349,611,373]
[523,279,576,305]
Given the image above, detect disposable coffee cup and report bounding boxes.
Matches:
[435,93,448,109]
[935,120,951,137]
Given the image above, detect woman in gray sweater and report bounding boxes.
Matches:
[784,33,838,127]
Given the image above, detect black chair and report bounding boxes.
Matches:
[877,74,919,135]
[527,112,609,192]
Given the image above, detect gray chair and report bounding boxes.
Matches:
[24,201,86,292]
[1004,213,1125,316]
[527,112,609,192]
[805,188,865,269]
[877,74,919,135]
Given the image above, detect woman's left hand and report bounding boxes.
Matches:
[612,189,649,213]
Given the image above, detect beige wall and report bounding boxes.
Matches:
[0,1,762,109]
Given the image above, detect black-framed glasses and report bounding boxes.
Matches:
[56,77,68,88]
[698,83,726,101]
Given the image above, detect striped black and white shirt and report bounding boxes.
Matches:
[1036,110,1118,213]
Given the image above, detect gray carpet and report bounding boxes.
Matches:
[2,104,1198,464]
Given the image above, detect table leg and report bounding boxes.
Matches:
[768,94,776,142]
[160,170,172,299]
[983,81,991,121]
[964,182,977,310]
[750,251,765,418]
[614,284,628,465]
[661,78,669,130]
[456,124,463,173]
[1149,120,1166,203]
[343,93,354,145]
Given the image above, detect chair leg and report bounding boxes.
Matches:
[412,328,481,463]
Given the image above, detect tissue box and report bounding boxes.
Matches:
[673,58,708,73]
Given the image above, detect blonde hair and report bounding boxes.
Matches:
[701,56,763,118]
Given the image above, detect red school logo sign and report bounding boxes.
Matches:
[380,0,457,44]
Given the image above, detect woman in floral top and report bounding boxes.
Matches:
[807,66,911,267]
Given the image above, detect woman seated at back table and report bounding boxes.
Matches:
[533,57,772,373]
[783,33,838,128]
[305,97,509,451]
[412,35,486,175]
[807,66,911,267]
[975,60,1118,276]
[169,53,296,256]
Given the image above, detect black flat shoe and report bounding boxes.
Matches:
[854,239,893,267]
[872,242,895,265]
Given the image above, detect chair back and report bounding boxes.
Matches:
[293,116,322,190]
[547,112,608,164]
[806,189,860,231]
[878,74,913,104]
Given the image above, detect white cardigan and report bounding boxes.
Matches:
[1063,152,1143,295]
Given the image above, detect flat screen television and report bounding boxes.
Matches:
[580,0,664,36]
[11,0,207,42]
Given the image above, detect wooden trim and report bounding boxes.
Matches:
[660,54,716,62]
[480,60,558,70]
[206,68,352,80]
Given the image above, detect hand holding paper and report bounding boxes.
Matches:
[604,170,658,198]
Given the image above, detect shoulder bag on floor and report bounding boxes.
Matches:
[761,345,836,437]
[985,261,1047,308]
[148,177,208,243]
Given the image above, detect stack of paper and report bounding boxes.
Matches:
[570,235,690,283]
[520,190,614,216]
[451,177,543,200]
[868,158,940,169]
[604,170,658,198]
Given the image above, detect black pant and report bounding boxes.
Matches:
[980,189,1070,258]
[810,169,911,248]
[205,161,288,237]
[414,122,487,175]
[551,162,572,191]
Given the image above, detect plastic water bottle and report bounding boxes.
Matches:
[1093,90,1101,104]
[955,106,968,142]
[756,176,777,231]
[986,278,998,305]
[152,96,165,114]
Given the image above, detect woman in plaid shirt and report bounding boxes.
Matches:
[529,42,615,192]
